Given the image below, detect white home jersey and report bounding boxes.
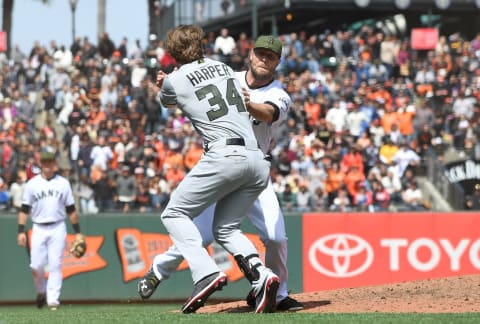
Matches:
[235,71,291,154]
[161,57,256,144]
[22,174,75,224]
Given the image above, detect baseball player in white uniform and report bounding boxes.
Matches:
[138,35,303,311]
[154,25,279,314]
[17,149,84,310]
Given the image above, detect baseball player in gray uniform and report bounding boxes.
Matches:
[17,149,84,310]
[138,35,303,311]
[155,25,279,314]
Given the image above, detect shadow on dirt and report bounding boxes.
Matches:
[214,300,332,313]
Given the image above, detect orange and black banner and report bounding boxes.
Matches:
[115,227,265,283]
[27,230,107,279]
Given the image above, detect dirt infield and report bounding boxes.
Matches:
[198,274,480,313]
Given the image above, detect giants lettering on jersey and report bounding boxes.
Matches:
[32,189,64,203]
[186,64,232,87]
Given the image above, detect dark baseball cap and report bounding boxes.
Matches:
[254,35,282,57]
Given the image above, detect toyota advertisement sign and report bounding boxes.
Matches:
[303,212,480,291]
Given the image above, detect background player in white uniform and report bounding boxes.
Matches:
[17,149,84,310]
[138,35,303,311]
[155,25,279,314]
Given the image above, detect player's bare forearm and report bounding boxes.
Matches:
[17,211,27,226]
[247,101,275,123]
[17,211,28,247]
[68,210,79,225]
[242,87,275,123]
[68,210,83,238]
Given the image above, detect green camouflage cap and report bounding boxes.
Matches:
[40,147,56,161]
[254,35,282,57]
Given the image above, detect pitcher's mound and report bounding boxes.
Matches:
[197,274,480,313]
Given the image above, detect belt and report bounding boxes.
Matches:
[34,221,61,226]
[204,138,245,152]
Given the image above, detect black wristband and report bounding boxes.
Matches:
[18,224,25,233]
[72,223,81,234]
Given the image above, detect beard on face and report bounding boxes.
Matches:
[250,65,273,83]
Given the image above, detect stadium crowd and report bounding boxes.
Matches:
[1,25,480,214]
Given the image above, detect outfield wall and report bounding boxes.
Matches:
[0,213,302,302]
[1,212,479,303]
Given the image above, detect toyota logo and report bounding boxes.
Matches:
[308,233,374,278]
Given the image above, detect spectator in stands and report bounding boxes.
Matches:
[312,187,327,211]
[93,169,116,212]
[380,168,402,204]
[135,180,151,213]
[353,182,373,212]
[465,183,480,210]
[214,28,236,65]
[346,101,369,141]
[344,164,365,201]
[329,188,351,212]
[399,180,426,211]
[378,136,398,165]
[74,173,98,214]
[148,177,169,211]
[98,32,116,59]
[144,89,163,135]
[325,161,344,205]
[183,140,203,172]
[452,88,476,120]
[391,141,421,177]
[416,123,433,156]
[9,170,26,212]
[371,179,390,212]
[341,144,364,174]
[278,183,297,212]
[0,175,9,211]
[296,181,313,212]
[115,165,137,213]
[90,135,113,182]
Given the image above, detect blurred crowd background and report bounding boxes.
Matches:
[1,22,480,215]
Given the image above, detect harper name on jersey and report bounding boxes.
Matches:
[186,62,233,87]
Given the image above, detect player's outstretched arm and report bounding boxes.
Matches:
[242,87,276,123]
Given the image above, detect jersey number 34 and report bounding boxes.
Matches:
[195,78,246,121]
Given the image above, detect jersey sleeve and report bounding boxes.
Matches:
[64,179,76,207]
[267,88,291,126]
[159,76,178,107]
[21,182,33,206]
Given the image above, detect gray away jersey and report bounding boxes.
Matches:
[160,58,256,144]
[22,174,75,223]
[235,71,291,154]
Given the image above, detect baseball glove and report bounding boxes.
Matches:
[70,236,87,258]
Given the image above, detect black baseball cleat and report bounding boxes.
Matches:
[276,296,304,311]
[254,271,280,313]
[246,288,256,308]
[181,271,227,314]
[137,267,161,300]
[246,289,304,311]
[36,293,46,309]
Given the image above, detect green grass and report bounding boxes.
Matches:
[0,304,479,324]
